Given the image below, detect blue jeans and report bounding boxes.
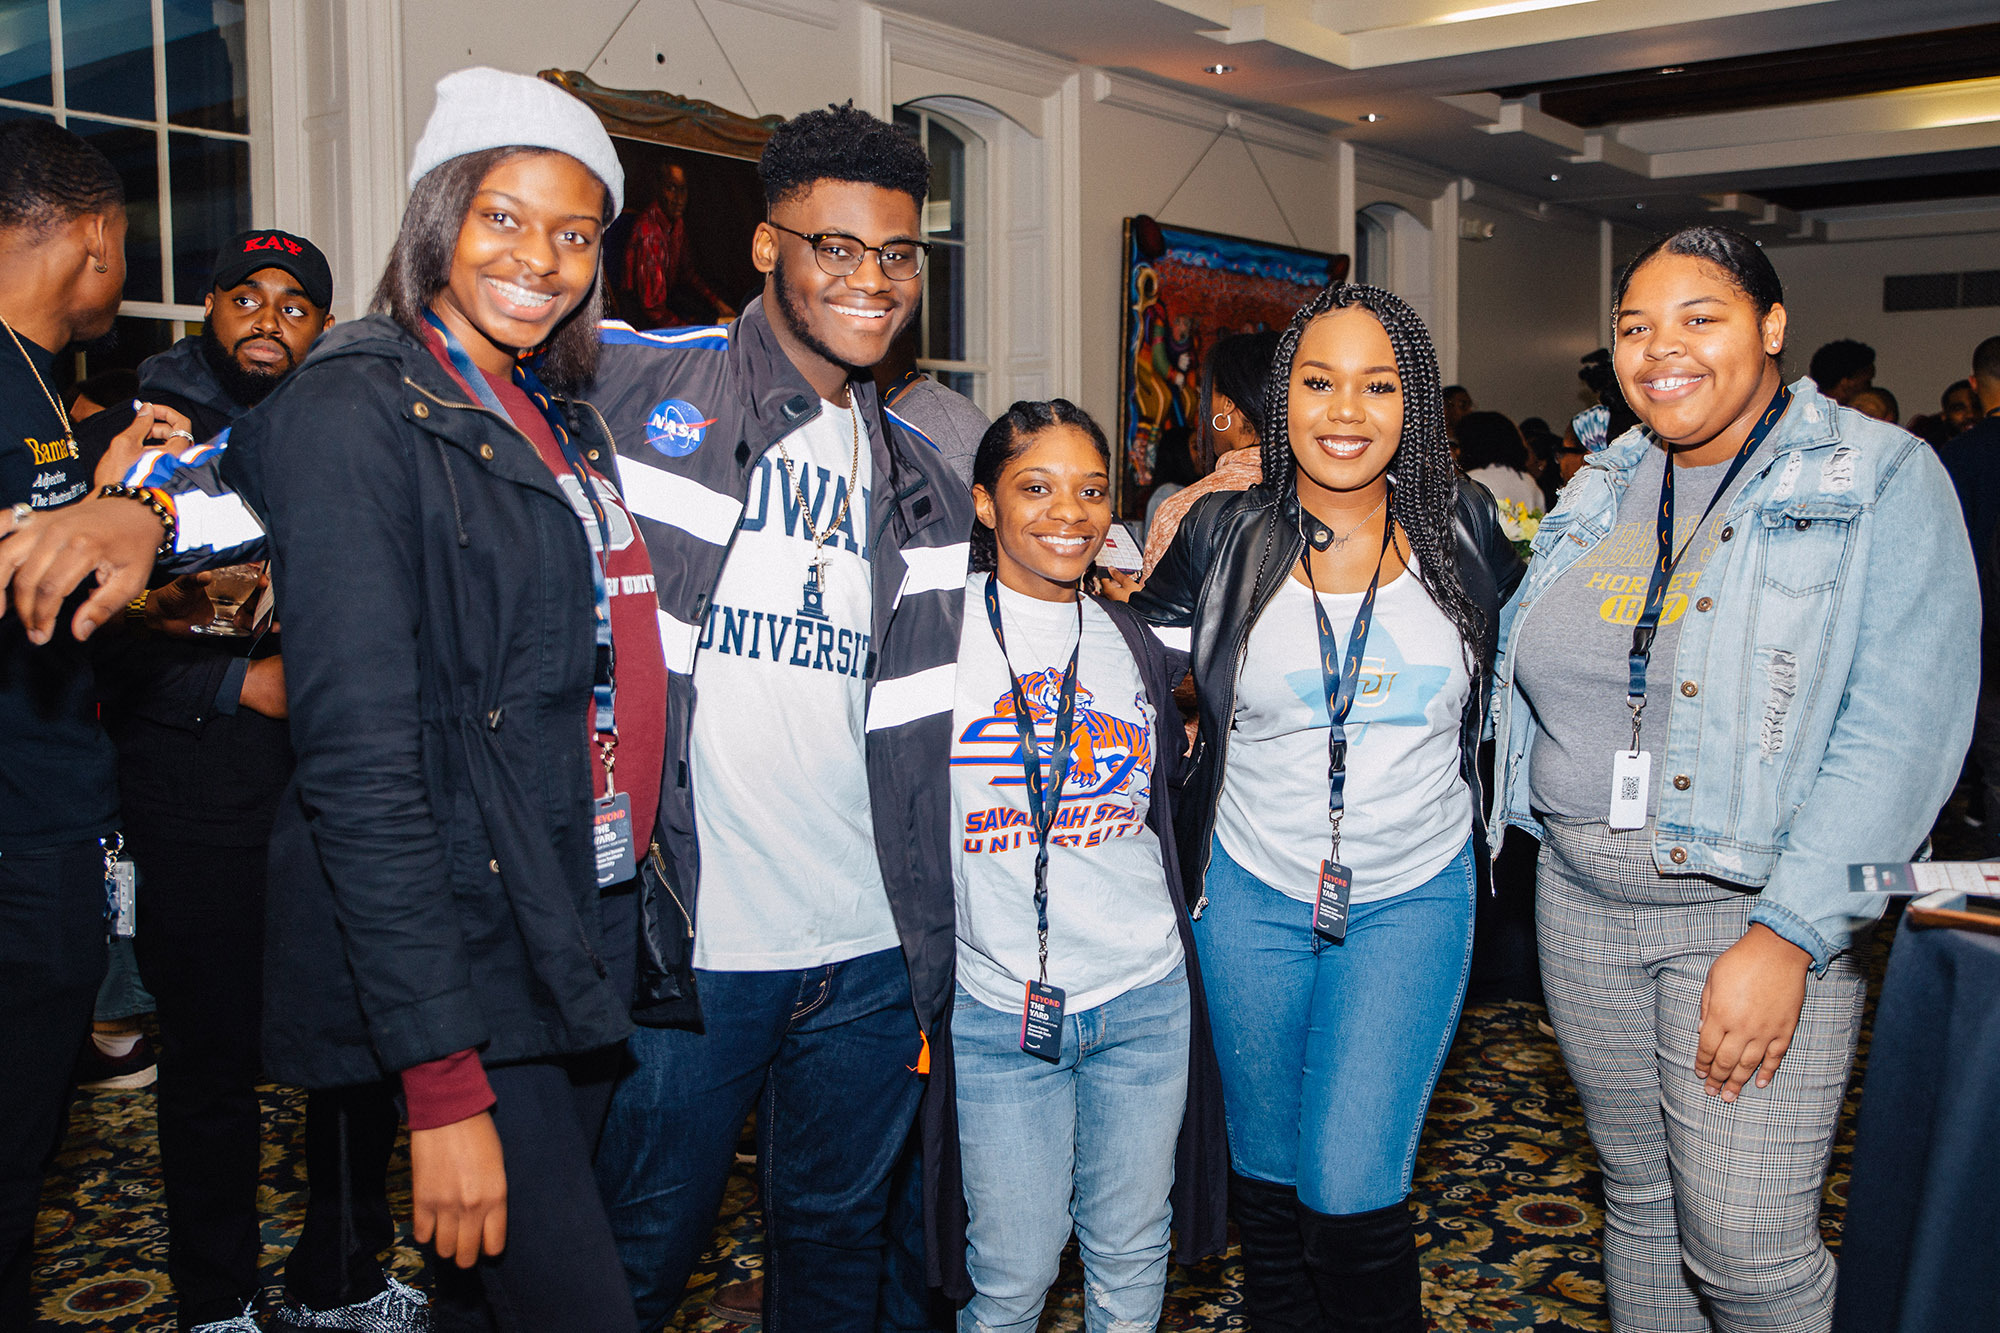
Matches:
[951,962,1191,1333]
[1194,837,1474,1214]
[595,946,925,1333]
[94,935,153,1022]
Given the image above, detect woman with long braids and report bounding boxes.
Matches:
[1125,283,1522,1331]
[1493,225,1976,1331]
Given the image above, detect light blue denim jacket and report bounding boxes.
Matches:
[1489,379,1979,971]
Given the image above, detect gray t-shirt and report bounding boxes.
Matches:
[1514,446,1740,821]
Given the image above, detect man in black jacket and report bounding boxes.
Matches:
[82,232,426,1333]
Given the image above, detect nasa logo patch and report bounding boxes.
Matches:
[645,398,717,457]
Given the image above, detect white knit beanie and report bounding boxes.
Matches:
[407,67,625,213]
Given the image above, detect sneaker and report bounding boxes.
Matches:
[75,1032,158,1091]
[190,1306,262,1332]
[270,1273,431,1332]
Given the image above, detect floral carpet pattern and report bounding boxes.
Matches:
[34,981,1873,1331]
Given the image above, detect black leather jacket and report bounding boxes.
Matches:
[1128,478,1525,904]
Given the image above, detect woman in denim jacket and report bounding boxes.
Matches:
[1490,224,1977,1333]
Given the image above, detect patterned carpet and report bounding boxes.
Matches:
[32,966,1876,1331]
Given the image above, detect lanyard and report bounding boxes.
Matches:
[1300,509,1396,862]
[423,311,619,756]
[1626,383,1791,748]
[984,574,1082,985]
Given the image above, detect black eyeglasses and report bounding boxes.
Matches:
[766,222,930,281]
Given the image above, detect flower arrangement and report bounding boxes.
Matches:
[1496,497,1541,563]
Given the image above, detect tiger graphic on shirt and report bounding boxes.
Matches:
[953,668,1154,854]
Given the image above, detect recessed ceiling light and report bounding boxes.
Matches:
[1204,64,1234,75]
[1361,112,1382,123]
[1657,66,1685,74]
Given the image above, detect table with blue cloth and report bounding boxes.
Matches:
[1834,914,2000,1333]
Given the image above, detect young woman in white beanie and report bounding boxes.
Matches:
[0,68,664,1330]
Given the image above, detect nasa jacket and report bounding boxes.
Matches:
[588,295,973,1044]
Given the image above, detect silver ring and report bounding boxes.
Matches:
[7,501,32,530]
[165,429,196,445]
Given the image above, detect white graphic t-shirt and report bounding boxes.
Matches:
[1213,557,1471,905]
[950,578,1183,1015]
[689,399,899,970]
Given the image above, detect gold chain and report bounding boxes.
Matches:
[1,316,75,444]
[774,385,862,572]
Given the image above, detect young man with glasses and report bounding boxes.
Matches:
[585,103,970,1331]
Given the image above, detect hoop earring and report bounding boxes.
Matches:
[1211,412,1233,432]
[93,260,108,273]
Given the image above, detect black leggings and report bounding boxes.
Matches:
[430,887,639,1333]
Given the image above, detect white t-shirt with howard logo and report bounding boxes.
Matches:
[689,398,900,971]
[949,578,1183,1015]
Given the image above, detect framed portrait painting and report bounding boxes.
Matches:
[1116,216,1348,516]
[541,70,782,331]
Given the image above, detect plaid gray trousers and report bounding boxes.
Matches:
[1536,818,1866,1333]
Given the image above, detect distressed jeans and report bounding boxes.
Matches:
[951,963,1190,1333]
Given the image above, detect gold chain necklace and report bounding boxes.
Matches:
[1,315,76,448]
[774,386,863,590]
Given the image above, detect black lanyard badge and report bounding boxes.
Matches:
[1611,383,1789,830]
[1301,510,1395,943]
[425,310,632,886]
[985,574,1081,1062]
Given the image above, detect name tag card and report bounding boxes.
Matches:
[1608,750,1651,830]
[593,793,636,888]
[1313,860,1352,943]
[1020,979,1066,1062]
[108,859,138,939]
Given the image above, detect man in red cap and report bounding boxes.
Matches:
[77,230,428,1333]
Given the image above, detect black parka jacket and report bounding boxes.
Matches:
[205,315,638,1088]
[1128,479,1526,904]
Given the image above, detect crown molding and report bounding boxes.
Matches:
[717,0,840,30]
[1090,70,1337,160]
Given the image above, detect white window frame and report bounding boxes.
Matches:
[0,0,261,344]
[896,100,988,405]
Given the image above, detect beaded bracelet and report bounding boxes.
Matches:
[96,483,178,559]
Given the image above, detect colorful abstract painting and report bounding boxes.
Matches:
[1117,216,1347,515]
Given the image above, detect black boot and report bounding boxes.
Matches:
[1228,1171,1325,1331]
[1296,1197,1424,1332]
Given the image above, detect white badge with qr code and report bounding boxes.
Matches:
[1608,750,1651,830]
